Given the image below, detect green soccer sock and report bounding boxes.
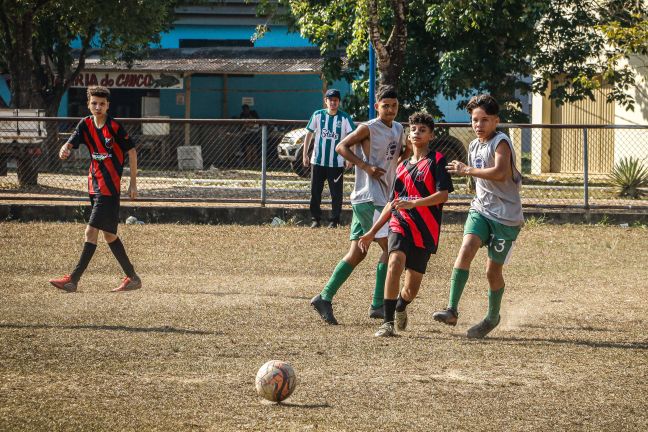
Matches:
[486,287,505,323]
[371,262,387,308]
[448,268,469,310]
[321,260,354,302]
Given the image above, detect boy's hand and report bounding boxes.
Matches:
[365,164,386,179]
[345,161,353,170]
[447,160,471,176]
[59,144,71,160]
[302,153,310,168]
[128,181,138,200]
[358,232,375,253]
[393,198,416,210]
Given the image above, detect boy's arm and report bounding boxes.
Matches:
[393,191,449,210]
[127,148,138,200]
[358,201,393,253]
[60,121,83,159]
[397,134,412,164]
[302,132,314,167]
[336,124,385,179]
[447,140,512,182]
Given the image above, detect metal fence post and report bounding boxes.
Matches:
[583,127,589,210]
[261,124,267,207]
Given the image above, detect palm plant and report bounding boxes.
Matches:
[609,157,648,199]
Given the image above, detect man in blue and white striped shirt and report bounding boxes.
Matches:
[303,89,356,228]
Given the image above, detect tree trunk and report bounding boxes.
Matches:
[367,0,408,89]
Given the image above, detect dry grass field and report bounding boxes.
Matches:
[1,221,647,431]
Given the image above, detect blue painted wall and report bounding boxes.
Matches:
[160,74,352,120]
[160,25,312,48]
[0,77,11,106]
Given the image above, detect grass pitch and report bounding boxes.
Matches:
[1,221,647,431]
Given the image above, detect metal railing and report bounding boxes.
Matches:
[1,116,647,210]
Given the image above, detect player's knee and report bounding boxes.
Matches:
[84,226,99,242]
[103,231,117,243]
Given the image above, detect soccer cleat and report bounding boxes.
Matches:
[467,315,501,339]
[395,309,408,331]
[368,304,384,319]
[310,220,321,228]
[49,275,77,293]
[310,294,338,325]
[432,307,459,326]
[374,322,395,337]
[112,275,142,292]
[327,221,338,228]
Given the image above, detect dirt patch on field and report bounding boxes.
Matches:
[1,222,647,431]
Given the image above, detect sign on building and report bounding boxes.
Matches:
[71,72,184,90]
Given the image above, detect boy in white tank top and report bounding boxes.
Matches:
[310,85,409,325]
[432,94,524,339]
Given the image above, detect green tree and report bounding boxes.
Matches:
[0,0,177,184]
[258,0,645,121]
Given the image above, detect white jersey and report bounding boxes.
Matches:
[306,109,355,168]
[350,118,405,206]
[469,131,524,226]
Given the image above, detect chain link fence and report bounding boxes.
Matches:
[1,116,647,209]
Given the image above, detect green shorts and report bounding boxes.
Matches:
[464,210,521,264]
[349,202,387,241]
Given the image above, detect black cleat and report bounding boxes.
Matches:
[327,221,339,228]
[432,307,459,326]
[310,220,321,228]
[368,304,384,319]
[467,316,500,339]
[310,294,338,325]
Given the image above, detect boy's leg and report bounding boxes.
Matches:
[311,202,372,325]
[105,231,141,292]
[309,164,326,227]
[383,251,405,321]
[69,225,99,283]
[433,211,487,326]
[369,237,388,318]
[374,251,403,337]
[326,166,344,227]
[466,257,505,339]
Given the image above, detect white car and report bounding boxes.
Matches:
[276,127,310,177]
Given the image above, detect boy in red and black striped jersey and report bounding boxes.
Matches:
[49,86,141,293]
[358,112,453,337]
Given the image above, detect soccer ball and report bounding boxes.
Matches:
[255,360,297,403]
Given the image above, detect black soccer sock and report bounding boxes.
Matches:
[395,295,412,312]
[383,299,397,324]
[70,242,97,283]
[108,238,136,278]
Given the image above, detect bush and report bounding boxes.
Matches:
[609,157,648,199]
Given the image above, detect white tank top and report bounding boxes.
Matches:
[469,131,524,226]
[350,118,405,206]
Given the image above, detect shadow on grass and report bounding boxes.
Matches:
[468,335,648,350]
[274,402,331,409]
[194,291,311,300]
[0,323,218,335]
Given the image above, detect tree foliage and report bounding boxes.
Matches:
[260,0,648,121]
[0,0,177,114]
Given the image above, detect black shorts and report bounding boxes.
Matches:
[88,194,120,234]
[387,231,432,274]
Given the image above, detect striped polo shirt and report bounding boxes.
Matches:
[306,109,355,168]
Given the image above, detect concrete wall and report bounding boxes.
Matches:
[614,55,648,167]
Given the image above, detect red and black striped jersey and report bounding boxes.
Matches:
[389,150,454,252]
[68,116,135,196]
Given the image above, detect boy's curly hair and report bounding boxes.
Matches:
[87,86,111,102]
[375,85,398,102]
[466,94,499,115]
[408,112,435,131]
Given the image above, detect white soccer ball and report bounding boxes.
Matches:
[255,360,297,403]
[125,216,138,225]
